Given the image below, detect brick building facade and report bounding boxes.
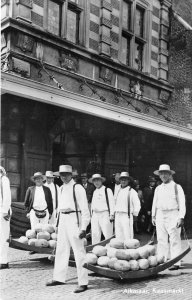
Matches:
[1,0,192,228]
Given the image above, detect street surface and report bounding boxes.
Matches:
[0,236,192,300]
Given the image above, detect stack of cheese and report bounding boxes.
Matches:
[85,238,164,271]
[18,224,57,249]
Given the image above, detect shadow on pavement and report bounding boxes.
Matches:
[181,263,192,269]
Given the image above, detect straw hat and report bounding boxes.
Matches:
[89,174,106,183]
[31,172,45,181]
[119,171,130,179]
[81,173,88,178]
[45,171,55,178]
[148,176,156,182]
[154,164,175,176]
[53,165,72,176]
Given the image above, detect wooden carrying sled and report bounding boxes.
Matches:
[83,245,191,280]
[9,234,115,259]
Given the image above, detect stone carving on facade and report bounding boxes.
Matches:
[59,52,79,72]
[1,33,7,50]
[11,57,30,77]
[129,80,143,100]
[159,90,170,104]
[16,33,35,52]
[99,66,113,83]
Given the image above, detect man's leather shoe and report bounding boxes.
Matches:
[73,285,88,293]
[0,263,9,270]
[169,265,180,271]
[46,280,65,286]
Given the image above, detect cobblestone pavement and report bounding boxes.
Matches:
[0,238,192,300]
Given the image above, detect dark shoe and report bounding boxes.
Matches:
[0,263,9,270]
[29,251,36,255]
[46,280,65,286]
[169,265,180,271]
[73,285,88,293]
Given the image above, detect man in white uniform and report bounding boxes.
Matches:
[0,166,11,269]
[46,165,90,293]
[25,172,53,229]
[113,172,121,199]
[152,164,186,270]
[115,172,141,241]
[44,171,59,225]
[90,174,115,244]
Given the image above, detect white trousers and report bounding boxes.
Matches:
[30,209,49,230]
[49,210,57,225]
[156,209,181,266]
[91,211,113,244]
[53,213,88,286]
[0,213,10,264]
[115,212,133,242]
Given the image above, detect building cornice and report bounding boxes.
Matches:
[1,72,192,141]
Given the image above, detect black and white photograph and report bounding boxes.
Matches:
[1,0,192,299]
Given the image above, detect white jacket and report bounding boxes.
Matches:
[115,186,141,216]
[0,175,11,214]
[152,180,186,219]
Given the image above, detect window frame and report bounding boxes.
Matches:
[119,0,148,72]
[66,1,82,44]
[44,0,83,45]
[45,0,63,37]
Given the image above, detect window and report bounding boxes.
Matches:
[66,4,80,43]
[46,0,82,45]
[135,6,144,38]
[134,41,143,71]
[48,0,61,36]
[122,0,132,32]
[122,36,131,65]
[121,1,146,72]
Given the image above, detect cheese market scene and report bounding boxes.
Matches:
[1,0,192,299]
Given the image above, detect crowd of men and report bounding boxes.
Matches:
[0,163,186,293]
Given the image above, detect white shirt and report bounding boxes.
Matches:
[91,185,115,215]
[59,179,90,230]
[115,186,141,216]
[44,182,59,210]
[33,186,47,210]
[114,183,121,199]
[152,180,186,219]
[83,183,87,189]
[0,175,11,214]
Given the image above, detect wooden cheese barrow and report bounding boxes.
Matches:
[9,234,115,259]
[83,245,191,280]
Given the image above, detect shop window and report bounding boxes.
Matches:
[121,1,147,72]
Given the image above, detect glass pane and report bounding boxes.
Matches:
[122,36,130,65]
[122,1,131,31]
[134,42,143,71]
[48,1,60,36]
[67,9,78,43]
[135,7,144,37]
